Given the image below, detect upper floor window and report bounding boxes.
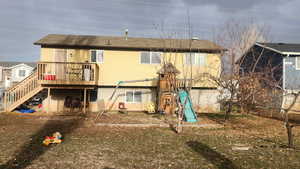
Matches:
[141,52,161,64]
[90,50,104,63]
[125,91,142,103]
[185,53,206,66]
[19,70,26,77]
[296,56,300,70]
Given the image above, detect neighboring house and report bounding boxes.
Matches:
[0,62,36,89]
[4,34,224,113]
[239,42,300,117]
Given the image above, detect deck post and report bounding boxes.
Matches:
[4,93,7,112]
[83,88,87,114]
[47,88,51,114]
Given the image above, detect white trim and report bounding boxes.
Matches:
[255,43,300,56]
[283,57,286,90]
[282,52,300,55]
[8,63,34,70]
[295,56,300,70]
[255,42,284,55]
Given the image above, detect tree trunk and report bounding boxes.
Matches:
[224,102,232,121]
[286,122,294,148]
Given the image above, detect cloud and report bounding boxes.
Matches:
[0,0,299,61]
[181,0,284,12]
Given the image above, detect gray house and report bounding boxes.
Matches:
[239,42,300,90]
[239,42,300,117]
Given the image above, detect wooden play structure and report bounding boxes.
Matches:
[157,63,180,114]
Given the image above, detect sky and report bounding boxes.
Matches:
[0,0,299,62]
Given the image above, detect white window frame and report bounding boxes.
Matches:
[125,90,142,103]
[140,51,161,64]
[185,53,206,66]
[296,56,300,70]
[90,50,104,63]
[18,69,26,77]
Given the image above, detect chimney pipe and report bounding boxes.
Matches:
[125,29,128,40]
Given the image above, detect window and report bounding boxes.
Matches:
[296,56,300,70]
[185,53,206,66]
[18,70,26,77]
[126,91,134,102]
[89,89,98,102]
[125,91,142,103]
[90,50,104,63]
[140,52,161,64]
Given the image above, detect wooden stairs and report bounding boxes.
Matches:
[4,71,43,112]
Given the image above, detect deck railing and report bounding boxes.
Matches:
[37,62,98,85]
[4,71,41,111]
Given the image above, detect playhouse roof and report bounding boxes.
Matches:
[157,63,180,74]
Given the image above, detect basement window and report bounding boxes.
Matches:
[140,52,161,64]
[90,50,104,63]
[89,89,98,102]
[125,91,142,103]
[185,53,206,66]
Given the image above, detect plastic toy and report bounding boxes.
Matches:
[146,102,155,113]
[43,132,63,146]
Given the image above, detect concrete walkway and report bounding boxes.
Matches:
[95,123,223,128]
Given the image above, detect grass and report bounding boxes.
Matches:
[0,112,299,169]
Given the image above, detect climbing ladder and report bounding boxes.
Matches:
[4,71,43,112]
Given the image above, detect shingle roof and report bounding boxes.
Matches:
[0,62,36,68]
[257,42,300,53]
[34,34,224,52]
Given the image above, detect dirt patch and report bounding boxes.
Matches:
[0,112,300,169]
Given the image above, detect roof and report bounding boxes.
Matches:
[157,63,180,74]
[256,42,300,54]
[34,34,225,52]
[236,42,300,64]
[0,62,36,68]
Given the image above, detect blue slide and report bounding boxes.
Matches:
[178,90,198,122]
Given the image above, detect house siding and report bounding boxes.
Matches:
[284,57,300,90]
[40,48,221,88]
[38,47,222,113]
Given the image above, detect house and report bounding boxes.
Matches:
[4,34,224,113]
[0,62,36,89]
[238,42,300,116]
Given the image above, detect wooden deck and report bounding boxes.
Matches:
[37,62,99,86]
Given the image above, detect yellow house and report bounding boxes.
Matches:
[4,34,224,113]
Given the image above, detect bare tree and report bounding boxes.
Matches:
[209,19,270,120]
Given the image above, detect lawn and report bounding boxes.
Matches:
[0,112,300,169]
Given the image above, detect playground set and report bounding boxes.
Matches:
[95,63,198,130]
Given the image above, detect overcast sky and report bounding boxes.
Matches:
[0,0,299,61]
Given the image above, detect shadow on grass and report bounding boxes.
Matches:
[186,141,237,169]
[0,117,84,169]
